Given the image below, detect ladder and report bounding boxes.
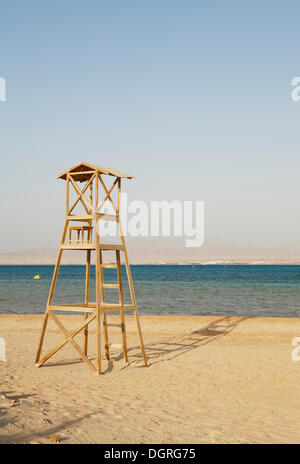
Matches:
[100,249,128,362]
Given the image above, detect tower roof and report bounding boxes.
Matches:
[57,162,134,182]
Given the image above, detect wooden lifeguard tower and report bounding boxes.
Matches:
[35,162,147,375]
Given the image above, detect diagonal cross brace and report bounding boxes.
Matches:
[35,311,97,374]
[68,174,95,215]
[98,175,118,214]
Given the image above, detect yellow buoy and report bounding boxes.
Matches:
[34,275,40,280]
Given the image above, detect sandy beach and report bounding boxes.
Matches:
[0,314,300,444]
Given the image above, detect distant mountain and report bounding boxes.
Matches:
[0,238,299,264]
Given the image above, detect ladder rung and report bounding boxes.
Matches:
[61,243,95,250]
[98,213,118,222]
[102,283,119,289]
[67,215,93,220]
[103,323,122,328]
[100,244,124,250]
[101,264,117,269]
[99,304,134,312]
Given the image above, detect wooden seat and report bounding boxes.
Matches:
[68,225,92,244]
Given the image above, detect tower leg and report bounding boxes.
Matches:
[35,312,49,364]
[120,312,128,363]
[133,308,148,367]
[102,313,110,360]
[96,310,101,375]
[116,177,147,367]
[122,248,147,367]
[48,219,69,307]
[35,220,69,365]
[95,226,102,374]
[84,249,91,356]
[99,251,110,360]
[116,250,128,362]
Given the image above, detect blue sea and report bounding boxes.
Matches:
[0,265,299,317]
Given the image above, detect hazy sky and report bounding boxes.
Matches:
[0,1,299,255]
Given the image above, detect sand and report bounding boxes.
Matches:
[0,314,300,444]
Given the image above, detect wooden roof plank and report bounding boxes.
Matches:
[57,162,134,180]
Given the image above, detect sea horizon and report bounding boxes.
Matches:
[1,264,299,318]
[1,262,300,265]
